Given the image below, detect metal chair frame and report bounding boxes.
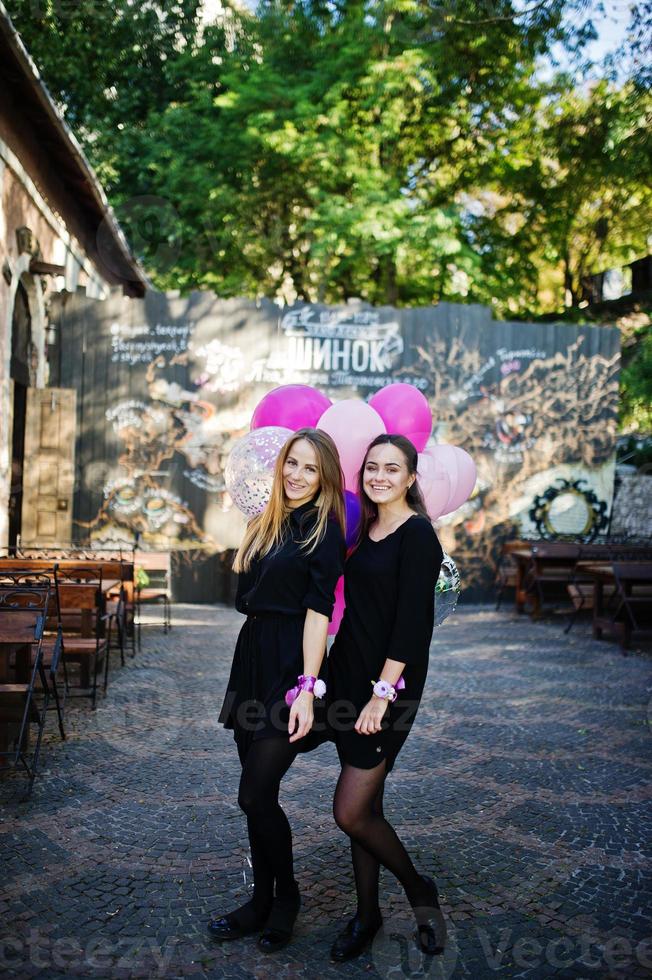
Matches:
[0,577,65,794]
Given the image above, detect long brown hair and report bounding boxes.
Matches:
[356,434,429,545]
[233,428,345,573]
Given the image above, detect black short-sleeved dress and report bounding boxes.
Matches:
[328,514,443,772]
[218,500,345,754]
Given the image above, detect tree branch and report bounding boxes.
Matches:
[442,0,553,27]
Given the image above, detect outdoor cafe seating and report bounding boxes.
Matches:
[0,573,65,795]
[496,538,652,653]
[0,549,144,793]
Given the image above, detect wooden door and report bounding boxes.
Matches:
[20,388,77,546]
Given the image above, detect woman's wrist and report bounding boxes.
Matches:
[285,674,326,706]
[371,676,405,702]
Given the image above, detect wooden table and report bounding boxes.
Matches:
[576,563,615,640]
[580,562,652,648]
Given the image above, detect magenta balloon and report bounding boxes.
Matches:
[344,490,362,547]
[317,399,386,491]
[369,383,432,452]
[251,384,332,431]
[328,576,345,636]
[417,452,452,521]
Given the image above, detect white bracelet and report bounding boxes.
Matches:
[371,679,397,702]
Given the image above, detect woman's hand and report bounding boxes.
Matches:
[288,690,314,743]
[355,696,389,735]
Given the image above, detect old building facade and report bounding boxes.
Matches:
[0,4,146,549]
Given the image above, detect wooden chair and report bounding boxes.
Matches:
[0,570,68,726]
[611,563,652,653]
[0,556,133,671]
[523,543,581,617]
[564,546,614,634]
[135,552,172,650]
[0,577,65,794]
[52,567,112,708]
[104,561,136,661]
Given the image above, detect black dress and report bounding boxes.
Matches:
[327,514,443,772]
[218,499,345,754]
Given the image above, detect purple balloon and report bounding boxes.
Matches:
[344,490,362,547]
[251,384,332,431]
[369,383,432,452]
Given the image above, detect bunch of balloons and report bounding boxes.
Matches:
[224,382,474,631]
[225,382,476,529]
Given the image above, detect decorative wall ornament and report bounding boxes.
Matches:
[529,478,609,541]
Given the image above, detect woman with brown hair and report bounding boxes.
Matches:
[327,433,445,961]
[210,428,346,953]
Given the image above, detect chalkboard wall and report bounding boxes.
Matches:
[51,289,620,602]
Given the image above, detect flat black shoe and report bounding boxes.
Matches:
[330,915,383,962]
[414,876,446,955]
[208,900,270,941]
[257,890,301,953]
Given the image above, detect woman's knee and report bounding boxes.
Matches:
[333,796,366,837]
[238,783,270,817]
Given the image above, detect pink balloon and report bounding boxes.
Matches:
[251,384,332,431]
[449,447,477,511]
[317,399,386,491]
[369,383,432,452]
[426,445,477,515]
[417,452,452,521]
[328,576,345,636]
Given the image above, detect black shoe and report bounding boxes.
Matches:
[414,875,446,955]
[208,899,270,941]
[257,888,301,953]
[330,915,383,962]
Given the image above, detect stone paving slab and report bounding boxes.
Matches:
[1,604,651,980]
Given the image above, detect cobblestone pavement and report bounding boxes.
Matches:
[1,604,651,980]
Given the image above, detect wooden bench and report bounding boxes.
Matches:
[585,562,652,653]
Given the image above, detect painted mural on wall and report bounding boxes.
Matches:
[52,292,620,598]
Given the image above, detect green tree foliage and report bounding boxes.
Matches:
[467,78,652,315]
[620,314,652,434]
[6,0,651,323]
[7,0,202,190]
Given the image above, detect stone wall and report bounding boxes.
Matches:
[610,474,652,539]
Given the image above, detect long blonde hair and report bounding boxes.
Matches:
[233,428,345,573]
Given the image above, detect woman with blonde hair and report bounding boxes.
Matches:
[211,428,346,952]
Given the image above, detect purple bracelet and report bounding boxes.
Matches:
[285,674,327,706]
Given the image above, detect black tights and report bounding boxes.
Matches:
[333,760,430,925]
[236,737,299,916]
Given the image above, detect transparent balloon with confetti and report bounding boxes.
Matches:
[435,553,461,626]
[224,425,293,518]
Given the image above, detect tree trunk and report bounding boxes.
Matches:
[383,254,398,306]
[563,251,576,308]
